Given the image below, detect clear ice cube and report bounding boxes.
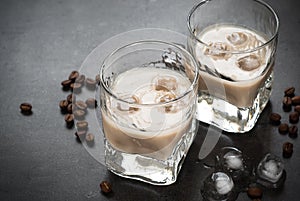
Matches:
[201,171,236,201]
[204,42,232,60]
[222,148,244,171]
[226,32,248,46]
[257,153,284,183]
[236,54,261,71]
[218,147,252,191]
[154,76,177,92]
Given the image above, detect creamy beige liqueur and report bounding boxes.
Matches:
[194,24,273,107]
[102,67,195,160]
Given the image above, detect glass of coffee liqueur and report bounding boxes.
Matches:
[99,40,199,185]
[187,0,279,133]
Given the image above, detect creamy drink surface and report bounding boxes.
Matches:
[102,67,195,160]
[194,24,273,107]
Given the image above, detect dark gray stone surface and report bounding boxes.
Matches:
[0,0,299,200]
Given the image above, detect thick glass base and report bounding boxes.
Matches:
[196,73,273,133]
[104,119,198,185]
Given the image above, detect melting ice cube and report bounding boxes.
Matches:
[237,54,261,71]
[226,32,248,46]
[257,153,284,183]
[222,148,244,171]
[201,171,236,201]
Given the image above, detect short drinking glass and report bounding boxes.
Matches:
[187,0,279,132]
[100,41,199,185]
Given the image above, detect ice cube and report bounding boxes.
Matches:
[236,54,261,71]
[154,76,177,92]
[226,32,248,46]
[116,95,140,112]
[223,149,244,170]
[201,171,236,201]
[257,153,284,183]
[204,42,232,60]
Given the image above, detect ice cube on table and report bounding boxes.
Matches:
[214,172,234,195]
[201,171,235,200]
[257,153,284,183]
[223,150,243,170]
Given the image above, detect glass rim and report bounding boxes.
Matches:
[187,0,280,54]
[100,40,199,107]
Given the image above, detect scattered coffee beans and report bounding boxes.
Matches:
[76,120,88,131]
[292,96,300,105]
[68,70,79,82]
[284,87,295,97]
[278,123,289,134]
[295,105,300,114]
[100,181,112,194]
[289,125,298,138]
[61,79,72,90]
[75,130,87,140]
[282,96,292,112]
[86,133,95,146]
[67,103,73,114]
[75,101,87,111]
[247,186,263,199]
[67,93,75,103]
[75,74,85,85]
[86,98,97,108]
[20,103,32,114]
[59,100,69,113]
[269,113,281,125]
[289,112,299,124]
[70,82,82,93]
[86,78,97,90]
[282,142,293,158]
[73,109,86,120]
[64,114,74,128]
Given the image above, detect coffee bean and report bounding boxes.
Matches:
[289,125,298,138]
[95,74,100,85]
[64,114,74,128]
[61,79,72,90]
[85,133,95,146]
[284,87,295,97]
[70,82,82,93]
[295,105,300,114]
[68,70,79,82]
[292,96,300,105]
[278,123,289,134]
[76,120,88,130]
[67,103,73,114]
[100,181,112,194]
[86,98,97,108]
[86,78,97,90]
[282,142,293,158]
[20,103,32,114]
[247,186,263,199]
[269,113,281,125]
[75,74,85,85]
[75,130,87,142]
[59,100,68,111]
[282,96,292,112]
[67,93,75,103]
[75,101,87,111]
[73,109,86,120]
[289,112,299,124]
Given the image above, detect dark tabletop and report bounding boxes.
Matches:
[1,0,300,200]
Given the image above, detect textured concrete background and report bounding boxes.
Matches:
[0,0,300,200]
